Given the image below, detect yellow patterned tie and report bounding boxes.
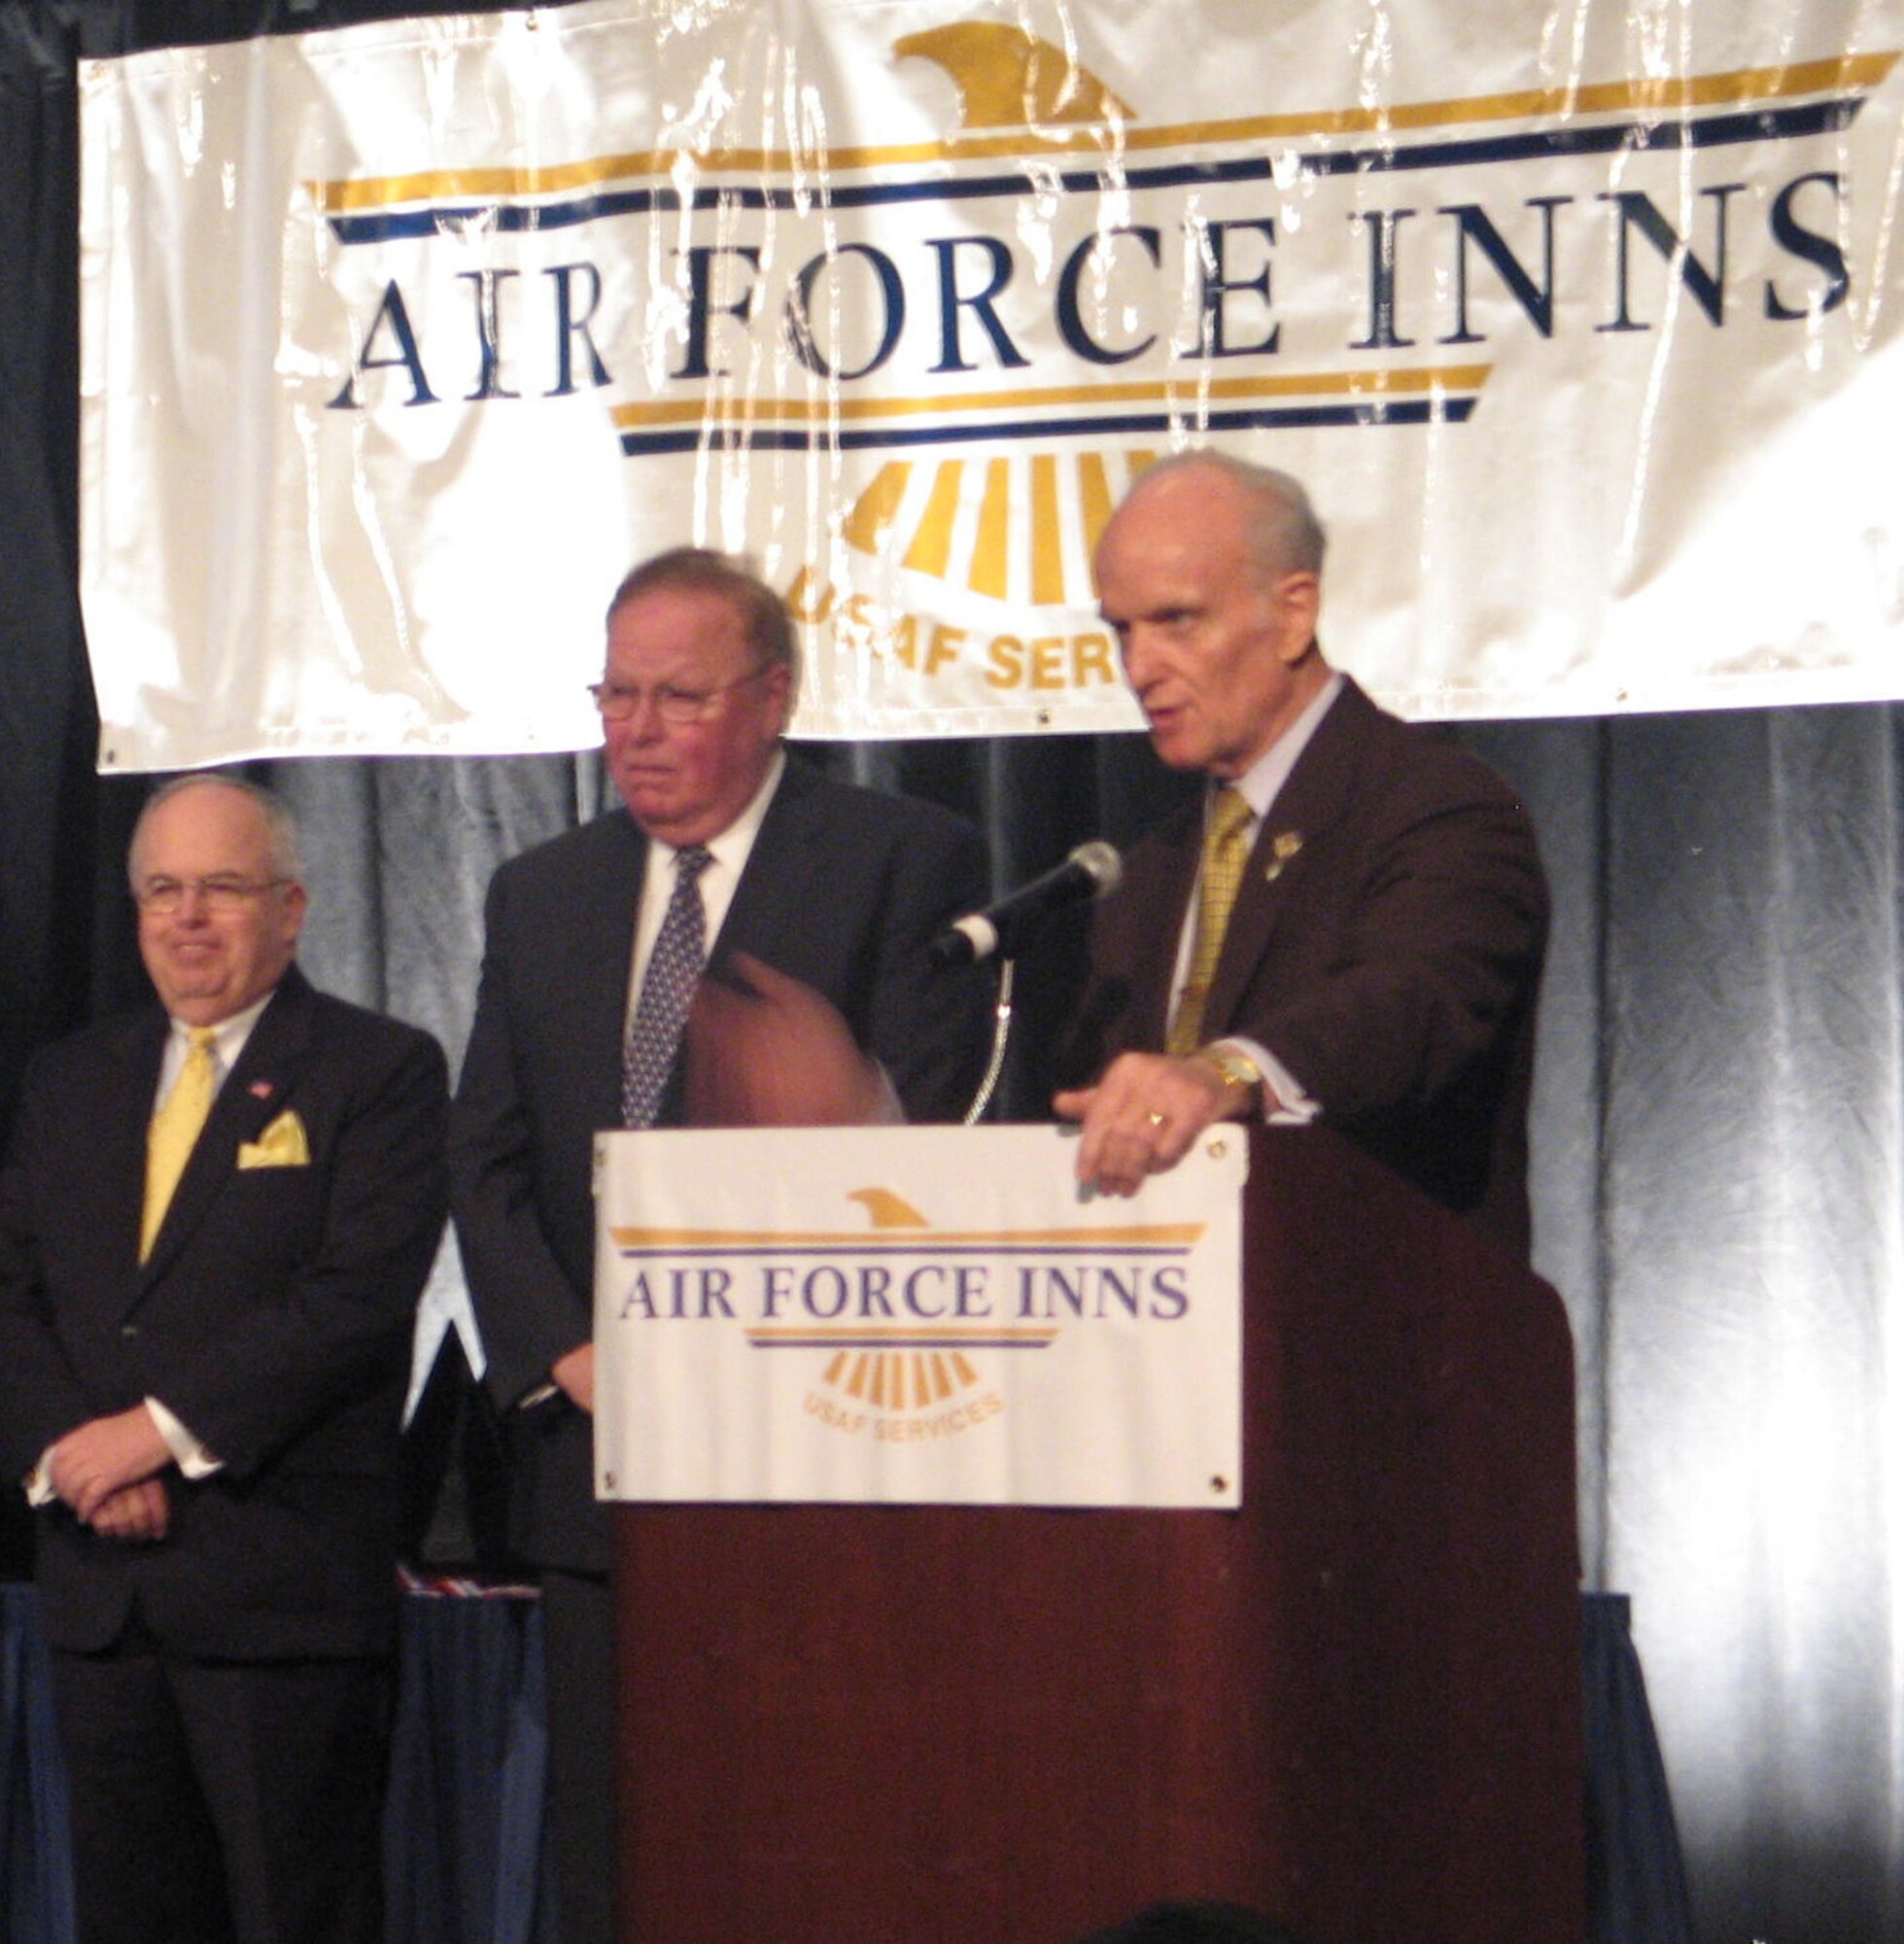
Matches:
[141,1026,218,1262]
[1168,786,1254,1055]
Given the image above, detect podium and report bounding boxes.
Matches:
[609,1125,1583,1944]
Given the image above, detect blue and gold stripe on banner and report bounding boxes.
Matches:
[308,54,1898,243]
[607,366,1488,455]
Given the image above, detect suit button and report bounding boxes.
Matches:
[121,1323,139,1338]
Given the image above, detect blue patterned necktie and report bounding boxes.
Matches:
[621,845,713,1128]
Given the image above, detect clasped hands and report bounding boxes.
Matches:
[48,1405,173,1543]
[1054,1050,1244,1197]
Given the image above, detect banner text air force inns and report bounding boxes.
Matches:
[79,0,1904,769]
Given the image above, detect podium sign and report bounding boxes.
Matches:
[607,1127,1584,1944]
[593,1123,1246,1508]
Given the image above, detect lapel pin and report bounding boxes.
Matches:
[1264,832,1303,883]
[249,1080,274,1099]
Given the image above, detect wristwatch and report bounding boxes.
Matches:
[1196,1042,1264,1115]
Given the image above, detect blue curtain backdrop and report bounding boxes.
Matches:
[3,7,1901,1942]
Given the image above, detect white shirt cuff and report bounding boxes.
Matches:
[146,1397,222,1478]
[1215,1036,1321,1125]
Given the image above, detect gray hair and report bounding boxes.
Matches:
[127,773,304,889]
[1126,449,1328,579]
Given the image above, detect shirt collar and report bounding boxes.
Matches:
[160,987,275,1086]
[1229,672,1343,824]
[643,746,785,875]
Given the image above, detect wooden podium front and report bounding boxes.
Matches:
[610,1126,1582,1944]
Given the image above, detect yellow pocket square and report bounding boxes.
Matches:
[237,1109,310,1169]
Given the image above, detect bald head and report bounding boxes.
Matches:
[1110,451,1327,581]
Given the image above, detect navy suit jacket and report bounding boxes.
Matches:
[0,965,449,1658]
[448,756,991,1572]
[1063,678,1548,1257]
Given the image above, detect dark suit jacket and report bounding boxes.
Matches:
[0,965,449,1658]
[448,755,991,1572]
[1062,678,1548,1257]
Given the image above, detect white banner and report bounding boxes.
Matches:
[592,1124,1247,1508]
[80,0,1904,770]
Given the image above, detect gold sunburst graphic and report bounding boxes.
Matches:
[830,447,1159,610]
[821,1345,986,1411]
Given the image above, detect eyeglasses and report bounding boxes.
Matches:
[587,665,771,724]
[135,875,291,915]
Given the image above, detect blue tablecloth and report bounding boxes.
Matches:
[0,1584,1688,1944]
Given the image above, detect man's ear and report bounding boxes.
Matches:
[763,658,795,736]
[281,880,310,946]
[1273,571,1321,663]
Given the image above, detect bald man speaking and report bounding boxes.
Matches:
[1056,453,1547,1258]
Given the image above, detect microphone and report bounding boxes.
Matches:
[931,842,1123,965]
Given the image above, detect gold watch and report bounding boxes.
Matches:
[1196,1042,1264,1115]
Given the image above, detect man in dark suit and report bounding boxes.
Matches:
[448,546,990,1944]
[1055,453,1546,1258]
[0,773,449,1944]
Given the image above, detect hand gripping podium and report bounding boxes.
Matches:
[602,1125,1583,1944]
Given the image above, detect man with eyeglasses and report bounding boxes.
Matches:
[448,545,990,1944]
[0,772,449,1943]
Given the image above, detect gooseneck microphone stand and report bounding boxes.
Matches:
[961,957,1015,1125]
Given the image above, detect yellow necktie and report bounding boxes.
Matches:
[1168,786,1253,1055]
[142,1026,218,1262]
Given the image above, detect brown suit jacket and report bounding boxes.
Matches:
[1062,678,1548,1257]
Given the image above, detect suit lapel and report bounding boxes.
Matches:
[137,970,316,1286]
[574,815,650,1135]
[1205,679,1371,1037]
[712,756,814,964]
[101,1012,169,1284]
[1128,808,1203,1052]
